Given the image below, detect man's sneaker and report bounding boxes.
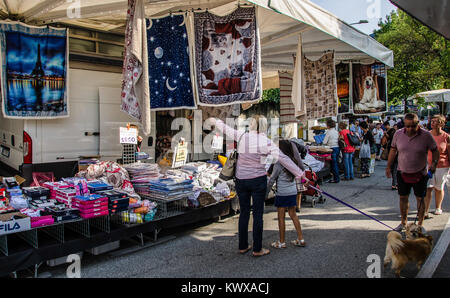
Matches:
[393,223,404,232]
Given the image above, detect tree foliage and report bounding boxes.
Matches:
[373,10,450,106]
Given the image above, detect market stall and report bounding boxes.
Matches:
[0,0,393,277]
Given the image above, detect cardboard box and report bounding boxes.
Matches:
[0,212,31,236]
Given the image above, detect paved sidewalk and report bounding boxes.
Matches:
[41,160,449,278]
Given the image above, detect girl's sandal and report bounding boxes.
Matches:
[271,241,286,249]
[291,239,306,247]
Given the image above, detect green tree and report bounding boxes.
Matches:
[373,10,450,107]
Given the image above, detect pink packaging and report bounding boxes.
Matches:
[30,215,54,228]
[80,210,109,219]
[77,205,109,213]
[72,201,108,209]
[72,197,108,206]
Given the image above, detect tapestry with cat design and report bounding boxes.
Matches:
[194,7,262,106]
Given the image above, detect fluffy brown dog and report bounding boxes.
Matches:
[383,225,433,277]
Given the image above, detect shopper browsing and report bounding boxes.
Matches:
[266,140,306,249]
[424,115,450,218]
[212,116,305,257]
[372,123,384,160]
[339,122,355,181]
[323,119,340,183]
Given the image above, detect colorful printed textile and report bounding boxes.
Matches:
[147,15,196,110]
[0,22,68,119]
[352,63,387,115]
[194,7,262,106]
[278,71,297,124]
[301,52,338,122]
[121,0,151,135]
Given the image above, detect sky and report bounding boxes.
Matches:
[310,0,397,35]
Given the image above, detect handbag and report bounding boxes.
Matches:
[338,136,347,150]
[359,140,371,159]
[347,132,360,146]
[219,133,245,181]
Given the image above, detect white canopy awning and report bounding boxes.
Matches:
[408,89,450,103]
[0,0,394,71]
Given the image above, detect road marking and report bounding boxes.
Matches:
[416,216,450,278]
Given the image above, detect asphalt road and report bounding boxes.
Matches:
[38,160,450,278]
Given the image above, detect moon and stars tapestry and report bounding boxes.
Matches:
[194,7,262,106]
[0,22,68,119]
[146,14,196,110]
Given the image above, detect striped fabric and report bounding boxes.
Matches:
[278,71,298,124]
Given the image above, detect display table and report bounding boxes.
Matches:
[0,198,236,277]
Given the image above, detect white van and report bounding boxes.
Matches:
[0,67,156,185]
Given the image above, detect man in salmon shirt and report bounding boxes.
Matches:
[386,113,439,232]
[339,122,355,181]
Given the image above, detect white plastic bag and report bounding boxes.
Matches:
[359,140,371,159]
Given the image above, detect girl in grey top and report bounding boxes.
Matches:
[266,140,306,249]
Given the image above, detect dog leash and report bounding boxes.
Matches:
[307,184,396,231]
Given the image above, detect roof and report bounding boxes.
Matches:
[0,0,394,70]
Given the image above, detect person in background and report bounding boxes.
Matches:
[359,121,375,178]
[372,123,384,161]
[212,115,305,257]
[424,115,450,218]
[419,116,428,128]
[323,119,340,183]
[397,117,405,129]
[386,128,398,190]
[389,117,396,128]
[339,122,355,180]
[386,113,439,232]
[393,124,398,131]
[444,114,450,133]
[267,140,306,249]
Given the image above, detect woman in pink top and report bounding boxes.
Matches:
[425,114,450,217]
[212,115,305,257]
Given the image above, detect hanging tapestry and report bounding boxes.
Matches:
[0,22,68,119]
[336,63,350,114]
[147,14,196,110]
[194,7,262,106]
[301,52,338,122]
[121,0,151,135]
[278,71,297,124]
[352,63,387,115]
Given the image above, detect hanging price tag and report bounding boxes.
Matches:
[211,134,223,150]
[120,127,138,144]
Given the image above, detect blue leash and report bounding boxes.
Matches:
[307,184,396,231]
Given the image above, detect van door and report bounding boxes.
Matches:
[0,113,24,171]
[99,87,155,162]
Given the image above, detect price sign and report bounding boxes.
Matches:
[172,140,188,168]
[120,127,138,144]
[211,134,223,150]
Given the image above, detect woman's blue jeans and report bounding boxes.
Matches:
[343,152,354,179]
[331,147,340,182]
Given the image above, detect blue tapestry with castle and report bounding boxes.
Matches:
[0,22,68,119]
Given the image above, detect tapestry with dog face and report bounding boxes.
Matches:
[147,15,196,110]
[194,7,261,106]
[352,63,387,115]
[0,22,68,119]
[302,52,338,121]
